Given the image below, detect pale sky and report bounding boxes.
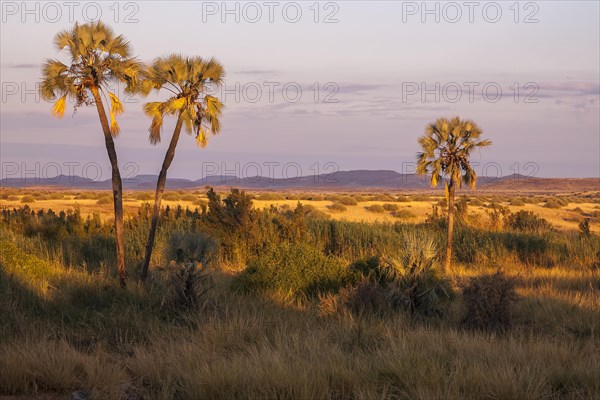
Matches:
[1,1,599,181]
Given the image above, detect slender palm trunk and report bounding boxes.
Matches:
[444,183,455,273]
[91,87,126,287]
[140,116,184,283]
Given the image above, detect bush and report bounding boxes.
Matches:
[379,234,452,317]
[507,210,550,232]
[544,199,562,209]
[391,209,416,219]
[162,192,181,201]
[180,194,197,202]
[383,203,399,212]
[327,203,347,213]
[579,219,591,238]
[165,231,218,266]
[352,195,367,203]
[234,242,355,298]
[371,194,396,202]
[256,193,285,201]
[469,198,485,207]
[338,197,358,206]
[365,204,385,213]
[20,195,35,203]
[96,196,112,205]
[135,192,153,201]
[338,278,390,316]
[510,198,525,206]
[462,271,517,332]
[396,195,410,202]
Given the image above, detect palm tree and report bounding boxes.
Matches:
[139,54,224,283]
[40,21,142,287]
[416,117,492,273]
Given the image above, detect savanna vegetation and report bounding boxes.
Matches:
[1,19,599,400]
[1,187,599,399]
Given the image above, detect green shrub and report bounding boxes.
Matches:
[20,195,36,204]
[365,204,385,213]
[462,271,517,332]
[507,210,550,232]
[327,203,347,213]
[379,234,452,317]
[165,231,218,266]
[234,242,354,298]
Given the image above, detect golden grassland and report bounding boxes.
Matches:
[0,245,598,399]
[1,188,599,398]
[1,188,599,232]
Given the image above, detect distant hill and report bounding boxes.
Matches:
[1,170,598,192]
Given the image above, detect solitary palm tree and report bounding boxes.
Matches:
[416,117,492,272]
[40,21,143,286]
[139,54,224,283]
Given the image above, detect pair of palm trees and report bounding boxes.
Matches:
[42,22,491,284]
[41,21,224,286]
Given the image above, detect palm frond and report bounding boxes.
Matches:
[51,94,67,118]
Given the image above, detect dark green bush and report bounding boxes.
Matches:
[507,210,551,232]
[234,242,355,298]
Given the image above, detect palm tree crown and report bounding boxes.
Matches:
[417,117,492,190]
[142,54,225,147]
[40,21,142,134]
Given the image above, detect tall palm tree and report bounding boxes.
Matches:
[416,117,492,273]
[40,21,142,287]
[139,54,224,283]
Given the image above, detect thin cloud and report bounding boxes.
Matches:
[7,63,38,69]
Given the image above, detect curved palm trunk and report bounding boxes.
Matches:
[444,182,455,273]
[91,87,126,287]
[140,116,185,283]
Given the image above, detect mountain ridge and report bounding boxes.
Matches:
[2,170,598,192]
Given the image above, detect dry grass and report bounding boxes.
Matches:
[1,236,599,399]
